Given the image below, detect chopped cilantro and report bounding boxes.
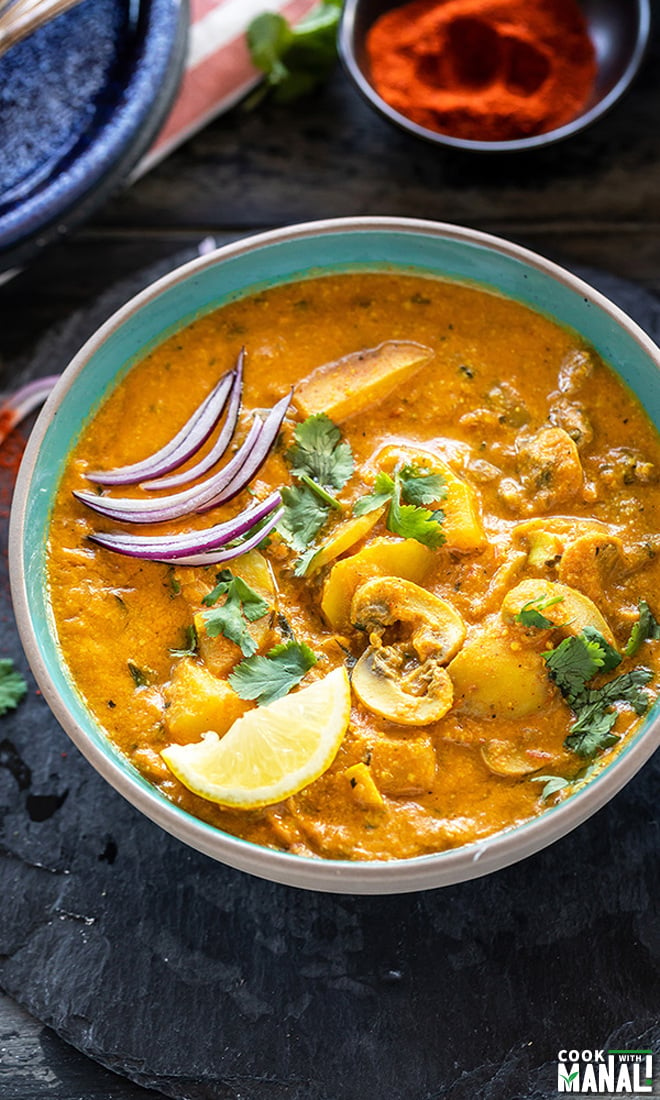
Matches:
[354,465,446,549]
[543,627,652,758]
[278,414,354,564]
[515,594,565,630]
[169,624,199,658]
[624,599,660,657]
[0,659,27,717]
[128,661,152,688]
[229,641,318,705]
[200,570,270,657]
[246,0,341,106]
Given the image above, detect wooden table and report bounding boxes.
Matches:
[2,25,660,1097]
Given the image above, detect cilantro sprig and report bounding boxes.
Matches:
[0,659,27,717]
[278,413,354,568]
[229,641,318,705]
[515,594,565,630]
[624,599,660,657]
[543,626,653,758]
[200,569,271,657]
[246,0,341,106]
[353,464,446,549]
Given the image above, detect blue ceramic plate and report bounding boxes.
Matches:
[0,0,188,273]
[9,218,660,894]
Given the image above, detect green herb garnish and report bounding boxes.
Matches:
[169,624,199,658]
[353,464,446,549]
[200,569,270,657]
[246,0,341,106]
[229,640,318,705]
[624,599,660,657]
[529,774,571,801]
[515,594,565,630]
[543,627,653,758]
[0,659,27,717]
[128,661,151,688]
[278,414,354,562]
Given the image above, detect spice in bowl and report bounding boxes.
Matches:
[366,0,597,143]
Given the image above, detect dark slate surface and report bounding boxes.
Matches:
[1,257,659,1100]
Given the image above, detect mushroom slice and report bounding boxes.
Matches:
[480,739,550,777]
[505,427,584,515]
[557,532,626,607]
[351,576,466,663]
[352,647,453,726]
[501,578,615,646]
[350,576,465,725]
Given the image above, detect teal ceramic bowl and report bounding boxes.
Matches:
[9,217,660,893]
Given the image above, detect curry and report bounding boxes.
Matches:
[47,272,660,861]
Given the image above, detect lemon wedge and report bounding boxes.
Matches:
[161,666,351,809]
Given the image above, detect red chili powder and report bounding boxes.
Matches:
[366,0,597,142]
[0,427,26,520]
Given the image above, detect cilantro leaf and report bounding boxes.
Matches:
[353,465,445,548]
[0,659,27,717]
[200,571,270,657]
[399,464,447,506]
[515,594,565,630]
[353,471,395,517]
[625,599,660,657]
[277,484,329,552]
[246,1,341,105]
[387,471,445,548]
[529,774,571,801]
[287,413,354,490]
[543,627,653,758]
[543,629,619,704]
[229,641,318,705]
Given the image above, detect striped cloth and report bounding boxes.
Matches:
[137,0,319,176]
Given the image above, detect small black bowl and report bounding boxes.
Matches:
[339,0,651,152]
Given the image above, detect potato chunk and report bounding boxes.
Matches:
[448,626,551,720]
[293,341,433,422]
[164,659,250,743]
[369,737,437,797]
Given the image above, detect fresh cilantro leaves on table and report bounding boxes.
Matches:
[200,569,270,657]
[624,599,660,657]
[278,414,354,569]
[229,641,318,705]
[515,594,565,630]
[354,464,446,549]
[246,0,341,106]
[542,626,653,758]
[0,658,27,716]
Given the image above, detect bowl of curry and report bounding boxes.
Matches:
[10,217,660,893]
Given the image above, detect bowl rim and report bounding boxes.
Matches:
[338,0,652,153]
[9,215,660,894]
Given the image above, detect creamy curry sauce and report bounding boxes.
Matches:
[47,273,660,860]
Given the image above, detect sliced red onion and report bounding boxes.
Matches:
[0,375,59,445]
[87,491,282,562]
[145,507,285,566]
[141,350,244,490]
[86,365,237,486]
[75,417,263,523]
[74,392,290,525]
[196,391,291,511]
